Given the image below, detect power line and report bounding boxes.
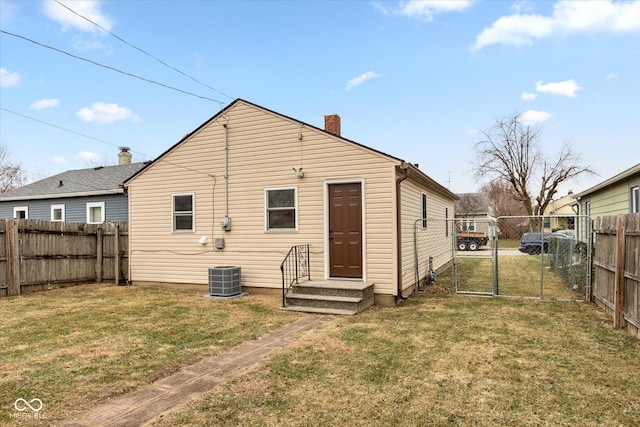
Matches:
[53,0,234,101]
[0,107,214,179]
[0,30,226,107]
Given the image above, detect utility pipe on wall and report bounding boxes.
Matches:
[395,163,410,301]
[223,123,229,218]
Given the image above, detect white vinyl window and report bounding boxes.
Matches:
[51,204,65,222]
[421,193,428,229]
[173,194,194,232]
[13,206,28,219]
[86,202,105,224]
[630,185,639,213]
[265,187,297,231]
[460,219,476,232]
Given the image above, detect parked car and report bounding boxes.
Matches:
[554,229,576,239]
[518,232,568,255]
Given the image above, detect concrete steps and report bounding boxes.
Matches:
[282,280,374,315]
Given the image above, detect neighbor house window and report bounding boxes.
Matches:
[460,219,476,232]
[421,193,427,229]
[86,202,105,224]
[13,206,28,219]
[266,188,297,231]
[51,204,65,222]
[630,185,639,213]
[172,194,194,232]
[585,201,591,218]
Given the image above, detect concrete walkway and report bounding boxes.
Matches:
[60,315,335,427]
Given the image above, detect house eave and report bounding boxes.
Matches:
[0,189,124,202]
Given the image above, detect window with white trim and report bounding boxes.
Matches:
[630,185,639,213]
[86,202,105,224]
[460,219,476,232]
[172,194,194,232]
[51,204,65,222]
[13,206,28,219]
[421,193,427,229]
[266,187,297,231]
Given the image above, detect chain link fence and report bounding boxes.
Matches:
[417,216,593,301]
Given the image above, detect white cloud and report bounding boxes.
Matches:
[536,79,582,97]
[473,0,640,50]
[521,92,537,101]
[29,98,60,110]
[466,128,480,136]
[72,37,106,51]
[0,1,19,24]
[52,155,66,165]
[346,71,381,90]
[521,109,552,125]
[0,67,20,87]
[76,102,140,124]
[74,151,102,164]
[42,0,114,33]
[606,72,618,80]
[374,0,473,21]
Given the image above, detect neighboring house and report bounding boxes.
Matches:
[124,99,457,306]
[574,163,640,218]
[0,148,145,223]
[545,190,578,232]
[454,192,491,235]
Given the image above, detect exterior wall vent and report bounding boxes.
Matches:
[208,266,241,297]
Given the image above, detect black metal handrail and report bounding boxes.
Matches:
[280,244,310,307]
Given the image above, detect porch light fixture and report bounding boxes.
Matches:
[293,167,304,178]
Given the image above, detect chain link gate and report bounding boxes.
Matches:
[425,215,594,301]
[452,218,498,296]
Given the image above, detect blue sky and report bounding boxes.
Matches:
[1,0,639,195]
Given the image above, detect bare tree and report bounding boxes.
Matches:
[456,193,486,218]
[0,143,27,193]
[474,114,594,217]
[482,179,529,238]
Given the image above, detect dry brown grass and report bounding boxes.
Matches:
[0,284,302,425]
[151,290,640,427]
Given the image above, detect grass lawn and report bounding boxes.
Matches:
[450,255,586,300]
[2,284,639,427]
[0,285,303,425]
[151,289,640,427]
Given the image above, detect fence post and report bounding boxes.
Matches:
[5,219,20,296]
[614,215,626,329]
[115,223,121,285]
[96,226,103,284]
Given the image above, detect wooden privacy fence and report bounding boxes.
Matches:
[593,213,640,339]
[0,219,128,297]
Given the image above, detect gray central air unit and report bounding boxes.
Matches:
[208,266,242,297]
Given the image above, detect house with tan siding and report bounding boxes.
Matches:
[124,99,457,310]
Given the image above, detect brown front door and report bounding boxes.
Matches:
[329,183,363,278]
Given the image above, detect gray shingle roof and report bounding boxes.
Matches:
[0,163,146,200]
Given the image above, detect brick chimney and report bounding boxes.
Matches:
[118,146,132,165]
[324,114,341,136]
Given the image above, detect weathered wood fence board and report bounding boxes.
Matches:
[0,219,128,297]
[593,213,640,339]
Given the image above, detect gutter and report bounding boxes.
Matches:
[395,163,410,301]
[0,189,124,201]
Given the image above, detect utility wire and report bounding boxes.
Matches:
[53,0,234,101]
[0,30,226,107]
[0,108,214,179]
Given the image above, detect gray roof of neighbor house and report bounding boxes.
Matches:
[574,163,640,199]
[0,163,147,201]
